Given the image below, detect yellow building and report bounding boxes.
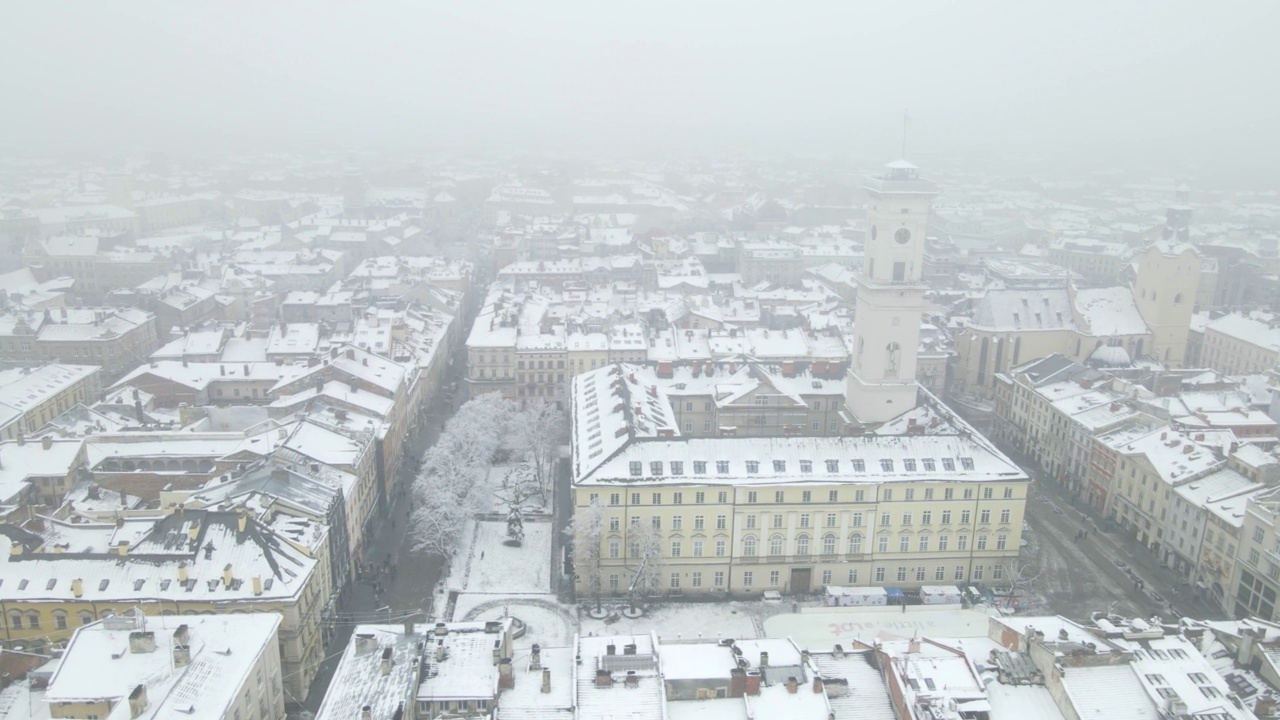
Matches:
[1199,311,1280,376]
[570,364,1030,596]
[0,364,102,440]
[1132,241,1200,367]
[0,508,332,704]
[44,612,284,720]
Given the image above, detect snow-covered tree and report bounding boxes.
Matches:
[409,394,516,559]
[568,499,606,611]
[515,400,566,504]
[494,465,536,545]
[624,519,665,609]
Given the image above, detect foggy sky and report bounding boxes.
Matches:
[2,1,1278,179]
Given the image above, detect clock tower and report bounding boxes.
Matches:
[845,160,937,423]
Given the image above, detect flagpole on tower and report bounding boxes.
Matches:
[901,110,911,160]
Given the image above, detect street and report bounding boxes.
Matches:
[998,436,1227,623]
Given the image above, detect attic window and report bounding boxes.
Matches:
[922,458,936,472]
[18,579,29,590]
[99,579,110,591]
[46,579,56,591]
[880,459,894,472]
[799,460,813,474]
[773,460,786,472]
[942,458,956,471]
[264,578,274,591]
[134,579,145,591]
[960,458,975,471]
[826,460,839,473]
[851,459,865,472]
[629,462,643,477]
[745,461,760,474]
[161,580,172,591]
[903,459,917,472]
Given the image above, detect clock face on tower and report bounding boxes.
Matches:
[894,228,911,244]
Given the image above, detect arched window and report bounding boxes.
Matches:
[53,610,67,630]
[26,611,40,629]
[823,533,837,555]
[743,536,757,557]
[796,534,810,556]
[886,342,901,378]
[769,534,784,556]
[78,611,93,626]
[848,533,863,554]
[7,611,22,630]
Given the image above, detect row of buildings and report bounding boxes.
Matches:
[0,249,471,705]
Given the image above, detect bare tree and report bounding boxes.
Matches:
[515,400,566,504]
[991,558,1042,611]
[624,519,665,610]
[568,499,606,612]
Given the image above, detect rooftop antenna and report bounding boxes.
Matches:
[901,111,912,160]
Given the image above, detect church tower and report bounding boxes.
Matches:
[845,160,937,423]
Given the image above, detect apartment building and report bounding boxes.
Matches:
[994,354,1144,498]
[1103,426,1224,565]
[1199,311,1280,376]
[0,363,102,440]
[1232,487,1280,621]
[44,613,284,720]
[570,364,1029,597]
[0,508,332,701]
[0,306,159,379]
[1046,238,1131,282]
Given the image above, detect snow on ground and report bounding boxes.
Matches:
[464,520,552,594]
[580,601,761,641]
[454,593,577,647]
[480,461,553,514]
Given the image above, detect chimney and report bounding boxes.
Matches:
[222,563,233,588]
[595,669,613,688]
[833,643,844,659]
[346,348,356,360]
[499,657,515,689]
[623,643,637,656]
[252,576,262,596]
[243,364,250,376]
[381,646,394,676]
[15,432,24,446]
[117,540,129,556]
[361,706,372,720]
[624,670,640,687]
[9,541,21,557]
[908,638,921,654]
[813,676,824,694]
[801,649,811,666]
[71,578,83,598]
[606,643,616,656]
[178,562,188,583]
[435,622,448,636]
[745,671,761,696]
[220,365,226,376]
[787,676,799,694]
[531,643,542,670]
[541,668,552,693]
[128,684,148,719]
[730,668,746,698]
[129,631,156,654]
[403,618,415,636]
[174,624,190,647]
[435,639,446,662]
[236,509,248,533]
[41,435,53,450]
[173,644,191,667]
[759,651,769,667]
[1183,444,1194,455]
[356,634,377,653]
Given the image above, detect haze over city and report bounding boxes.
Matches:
[3,4,1280,720]
[3,1,1279,182]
